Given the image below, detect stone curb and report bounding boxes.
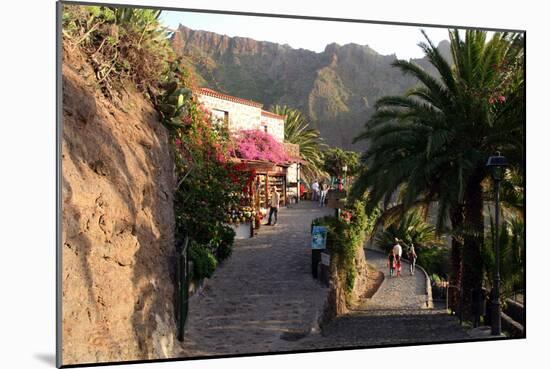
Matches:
[414,263,433,308]
[364,247,433,309]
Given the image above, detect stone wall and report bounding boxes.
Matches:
[61,49,179,365]
[261,112,285,142]
[196,90,285,143]
[322,243,369,324]
[197,93,262,133]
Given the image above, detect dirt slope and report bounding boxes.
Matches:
[61,48,178,365]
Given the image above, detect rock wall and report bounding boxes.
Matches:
[61,49,178,365]
[322,245,369,324]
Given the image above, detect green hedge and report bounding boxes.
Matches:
[312,201,368,297]
[188,241,217,279]
[416,246,450,280]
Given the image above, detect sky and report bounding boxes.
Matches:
[159,10,453,60]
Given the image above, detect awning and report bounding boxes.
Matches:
[230,158,284,172]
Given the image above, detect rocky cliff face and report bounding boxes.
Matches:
[171,25,450,150]
[61,48,178,365]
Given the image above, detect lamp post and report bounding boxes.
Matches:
[486,152,508,336]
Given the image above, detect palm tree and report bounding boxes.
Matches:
[352,30,524,317]
[375,209,443,253]
[271,105,327,182]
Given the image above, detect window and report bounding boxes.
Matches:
[212,109,229,127]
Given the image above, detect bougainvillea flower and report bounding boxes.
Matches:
[232,129,289,164]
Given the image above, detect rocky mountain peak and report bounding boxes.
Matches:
[171,25,447,150]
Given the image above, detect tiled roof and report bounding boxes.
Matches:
[195,88,263,108]
[261,110,285,120]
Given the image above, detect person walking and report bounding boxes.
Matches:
[392,238,403,277]
[311,180,319,201]
[388,249,396,277]
[392,238,403,259]
[266,186,280,226]
[319,182,329,207]
[407,244,417,275]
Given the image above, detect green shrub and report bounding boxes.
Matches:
[213,225,236,262]
[322,148,360,178]
[375,209,442,253]
[416,246,450,279]
[62,4,174,99]
[312,201,368,298]
[188,241,217,280]
[481,217,525,296]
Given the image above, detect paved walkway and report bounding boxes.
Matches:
[178,201,333,357]
[178,204,471,357]
[356,249,428,310]
[288,249,470,349]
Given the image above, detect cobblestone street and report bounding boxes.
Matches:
[357,249,429,311]
[178,202,471,358]
[289,250,471,350]
[179,201,333,357]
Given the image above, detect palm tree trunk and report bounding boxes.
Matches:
[449,205,464,313]
[461,170,485,322]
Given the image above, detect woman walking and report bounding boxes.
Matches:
[407,244,417,275]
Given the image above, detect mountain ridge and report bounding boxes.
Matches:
[171,24,451,150]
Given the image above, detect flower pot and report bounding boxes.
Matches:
[228,222,253,239]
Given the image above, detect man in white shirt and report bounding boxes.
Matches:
[311,180,319,201]
[392,238,403,258]
[267,187,280,226]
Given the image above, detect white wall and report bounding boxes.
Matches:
[197,93,262,132]
[261,113,285,142]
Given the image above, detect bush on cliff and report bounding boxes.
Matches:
[62,5,173,100]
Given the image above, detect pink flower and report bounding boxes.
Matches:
[498,95,506,103]
[232,129,289,164]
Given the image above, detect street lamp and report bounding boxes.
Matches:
[486,152,508,336]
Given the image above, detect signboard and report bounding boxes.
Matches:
[321,252,331,266]
[311,226,327,249]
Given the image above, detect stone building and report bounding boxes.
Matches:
[260,110,285,143]
[195,88,285,142]
[194,88,303,208]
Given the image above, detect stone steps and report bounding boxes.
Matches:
[320,308,470,345]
